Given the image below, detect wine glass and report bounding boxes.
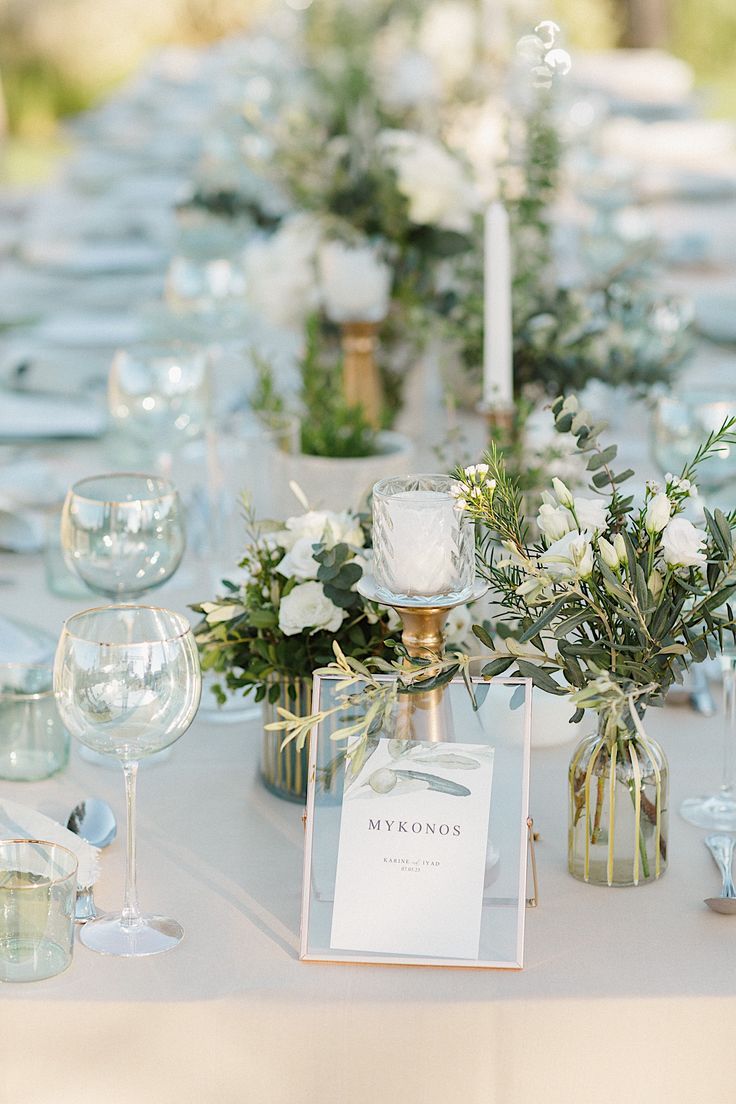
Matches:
[652,389,736,828]
[60,473,186,601]
[108,343,211,475]
[53,605,201,956]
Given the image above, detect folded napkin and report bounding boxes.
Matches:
[0,614,56,665]
[0,392,106,440]
[0,799,99,887]
[0,458,65,552]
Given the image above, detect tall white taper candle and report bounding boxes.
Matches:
[482,201,513,408]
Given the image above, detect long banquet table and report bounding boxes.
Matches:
[1,560,735,1104]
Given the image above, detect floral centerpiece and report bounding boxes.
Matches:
[272,398,736,882]
[192,499,390,800]
[193,495,474,800]
[451,396,736,886]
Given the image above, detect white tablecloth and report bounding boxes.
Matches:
[0,560,734,1104]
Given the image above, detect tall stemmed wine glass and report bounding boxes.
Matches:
[54,605,201,956]
[60,473,185,600]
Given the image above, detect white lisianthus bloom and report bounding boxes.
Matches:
[318,240,392,323]
[645,492,672,534]
[538,503,572,543]
[276,536,320,581]
[278,581,346,636]
[242,214,322,331]
[572,497,608,533]
[551,477,574,509]
[418,1,477,90]
[379,129,477,233]
[661,517,707,568]
[540,529,594,580]
[613,533,627,562]
[598,536,620,569]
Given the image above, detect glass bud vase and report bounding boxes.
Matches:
[261,676,311,802]
[568,708,668,886]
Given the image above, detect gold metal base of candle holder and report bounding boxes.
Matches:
[341,321,382,429]
[392,605,450,661]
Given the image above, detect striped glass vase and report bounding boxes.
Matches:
[260,677,312,802]
[568,707,668,887]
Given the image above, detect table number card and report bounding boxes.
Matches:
[329,738,495,960]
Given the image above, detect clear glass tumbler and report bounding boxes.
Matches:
[0,840,77,982]
[0,664,70,781]
[371,474,475,606]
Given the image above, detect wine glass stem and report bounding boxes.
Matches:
[721,655,736,798]
[121,759,141,928]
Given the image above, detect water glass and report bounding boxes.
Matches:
[0,665,70,781]
[0,840,77,982]
[60,473,186,600]
[371,475,475,606]
[108,343,211,465]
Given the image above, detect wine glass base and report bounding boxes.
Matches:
[79,914,184,957]
[680,794,736,830]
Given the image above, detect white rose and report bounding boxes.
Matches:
[242,214,322,331]
[538,503,572,543]
[318,240,392,324]
[278,581,346,636]
[573,497,608,534]
[661,517,707,569]
[540,529,594,580]
[645,492,672,534]
[379,129,477,234]
[276,536,320,581]
[276,510,364,551]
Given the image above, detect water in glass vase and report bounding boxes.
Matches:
[568,709,668,887]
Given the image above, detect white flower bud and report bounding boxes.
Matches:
[613,533,626,563]
[645,492,671,534]
[598,536,619,569]
[552,477,574,508]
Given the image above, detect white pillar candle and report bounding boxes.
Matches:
[378,490,466,598]
[482,201,513,408]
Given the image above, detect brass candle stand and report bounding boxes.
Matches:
[341,321,382,429]
[358,577,487,744]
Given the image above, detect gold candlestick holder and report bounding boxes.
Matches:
[358,577,487,744]
[341,321,382,429]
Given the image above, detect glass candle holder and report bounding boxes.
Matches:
[0,665,70,781]
[0,840,78,982]
[372,475,475,606]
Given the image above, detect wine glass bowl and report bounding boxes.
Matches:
[108,343,210,457]
[54,605,201,956]
[60,473,186,600]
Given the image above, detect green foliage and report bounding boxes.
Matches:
[192,503,395,706]
[454,396,736,716]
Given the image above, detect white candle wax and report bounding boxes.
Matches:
[380,490,464,597]
[483,201,513,408]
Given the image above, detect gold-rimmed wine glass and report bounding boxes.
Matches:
[60,472,185,601]
[53,605,201,956]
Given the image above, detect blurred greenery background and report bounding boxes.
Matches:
[0,0,734,181]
